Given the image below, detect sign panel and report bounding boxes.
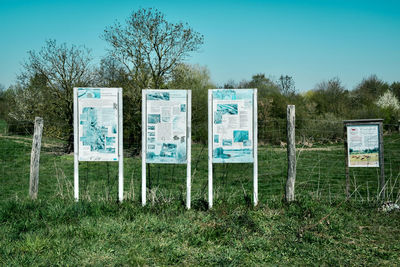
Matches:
[77,88,119,161]
[145,90,188,163]
[212,89,254,163]
[347,125,379,167]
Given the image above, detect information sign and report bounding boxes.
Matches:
[211,89,254,163]
[347,125,380,167]
[145,90,188,163]
[77,88,119,161]
[73,87,123,202]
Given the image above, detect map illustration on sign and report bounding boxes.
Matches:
[78,88,119,161]
[347,125,379,167]
[212,89,254,163]
[145,90,188,164]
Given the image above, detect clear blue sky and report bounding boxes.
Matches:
[0,0,399,92]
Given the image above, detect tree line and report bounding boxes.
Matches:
[0,8,399,154]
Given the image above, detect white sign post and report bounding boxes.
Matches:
[141,89,192,208]
[208,89,258,208]
[73,87,124,202]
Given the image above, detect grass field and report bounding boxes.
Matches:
[1,121,400,265]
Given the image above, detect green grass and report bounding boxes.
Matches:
[0,119,7,135]
[1,198,399,265]
[1,129,400,265]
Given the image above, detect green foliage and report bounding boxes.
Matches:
[352,75,390,108]
[374,91,400,131]
[234,74,400,142]
[0,84,8,120]
[308,77,350,116]
[378,106,399,131]
[390,81,400,101]
[297,113,344,143]
[240,73,280,98]
[0,120,7,135]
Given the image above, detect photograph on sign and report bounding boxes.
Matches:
[78,88,119,161]
[347,125,379,167]
[212,89,254,163]
[145,90,188,163]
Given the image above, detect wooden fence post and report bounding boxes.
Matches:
[29,117,43,200]
[285,105,296,202]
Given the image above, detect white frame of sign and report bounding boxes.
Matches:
[208,88,258,208]
[141,89,192,209]
[73,87,124,202]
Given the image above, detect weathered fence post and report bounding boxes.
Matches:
[285,105,296,202]
[29,117,43,200]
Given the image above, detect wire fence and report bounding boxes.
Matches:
[1,118,399,205]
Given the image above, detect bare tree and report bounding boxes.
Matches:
[278,75,296,96]
[102,8,204,89]
[19,39,94,152]
[101,8,203,154]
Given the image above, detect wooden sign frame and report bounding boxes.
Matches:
[343,119,384,199]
